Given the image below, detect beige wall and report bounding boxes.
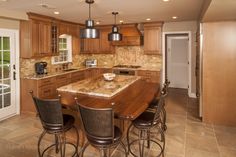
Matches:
[0,18,20,30]
[163,21,197,95]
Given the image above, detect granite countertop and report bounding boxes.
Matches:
[57,75,140,98]
[22,66,161,80]
[23,66,111,80]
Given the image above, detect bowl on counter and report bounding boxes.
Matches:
[103,73,116,81]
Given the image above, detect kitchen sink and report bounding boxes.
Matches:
[63,68,78,72]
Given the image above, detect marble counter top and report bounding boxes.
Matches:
[57,75,140,98]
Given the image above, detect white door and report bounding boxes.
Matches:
[0,29,18,120]
[167,36,189,89]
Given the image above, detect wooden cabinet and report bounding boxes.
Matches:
[143,22,163,55]
[71,70,85,83]
[20,19,52,58]
[137,70,160,83]
[80,26,114,54]
[99,27,114,53]
[111,24,143,46]
[59,22,80,54]
[56,74,71,88]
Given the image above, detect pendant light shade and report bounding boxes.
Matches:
[80,0,99,39]
[108,12,122,41]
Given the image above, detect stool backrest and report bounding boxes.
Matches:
[153,96,164,125]
[76,101,114,141]
[30,91,63,129]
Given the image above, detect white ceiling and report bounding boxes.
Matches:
[0,0,204,24]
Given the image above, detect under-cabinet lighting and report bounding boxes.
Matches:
[163,0,169,2]
[119,20,124,23]
[146,18,151,21]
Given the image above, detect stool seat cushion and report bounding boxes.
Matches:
[87,126,122,146]
[133,111,160,128]
[44,114,75,133]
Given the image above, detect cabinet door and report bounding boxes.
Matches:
[71,25,80,54]
[40,22,51,55]
[144,27,161,55]
[100,28,114,53]
[31,20,40,57]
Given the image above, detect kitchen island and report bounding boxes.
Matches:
[57,75,159,120]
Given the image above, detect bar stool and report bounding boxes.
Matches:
[30,91,79,157]
[127,96,165,157]
[147,80,169,131]
[75,98,127,157]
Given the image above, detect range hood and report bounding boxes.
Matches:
[111,24,143,46]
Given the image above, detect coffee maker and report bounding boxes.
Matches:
[35,62,47,75]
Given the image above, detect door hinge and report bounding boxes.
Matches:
[188,85,189,88]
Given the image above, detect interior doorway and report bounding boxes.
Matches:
[163,32,191,95]
[0,29,20,121]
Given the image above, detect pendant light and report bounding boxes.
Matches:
[108,12,122,41]
[80,0,99,39]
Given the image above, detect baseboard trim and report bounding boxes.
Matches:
[189,93,197,98]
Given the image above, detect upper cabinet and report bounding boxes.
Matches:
[59,21,81,55]
[111,24,143,46]
[143,22,163,55]
[20,13,81,58]
[80,26,114,54]
[20,13,52,58]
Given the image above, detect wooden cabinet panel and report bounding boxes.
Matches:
[38,85,56,98]
[80,26,114,54]
[111,24,142,46]
[56,74,71,88]
[137,70,160,83]
[71,71,85,83]
[20,19,52,58]
[143,23,163,55]
[99,28,114,53]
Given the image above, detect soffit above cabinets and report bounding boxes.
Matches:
[202,0,236,22]
[0,0,204,24]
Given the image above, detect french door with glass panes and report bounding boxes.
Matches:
[0,29,18,120]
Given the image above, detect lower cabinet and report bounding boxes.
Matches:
[20,68,112,113]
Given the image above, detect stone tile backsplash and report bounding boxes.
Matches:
[20,46,162,77]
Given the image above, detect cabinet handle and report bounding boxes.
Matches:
[13,71,16,80]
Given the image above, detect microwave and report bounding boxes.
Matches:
[85,59,97,67]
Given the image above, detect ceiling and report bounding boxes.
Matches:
[0,0,205,24]
[203,0,236,21]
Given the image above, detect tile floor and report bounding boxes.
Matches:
[0,88,235,157]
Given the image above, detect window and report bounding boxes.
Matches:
[52,34,72,64]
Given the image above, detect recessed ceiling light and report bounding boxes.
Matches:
[96,21,100,25]
[119,20,124,23]
[172,16,177,19]
[146,18,151,21]
[54,11,60,15]
[0,0,8,2]
[163,0,169,2]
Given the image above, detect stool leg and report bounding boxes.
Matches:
[147,130,150,148]
[81,142,89,157]
[120,141,127,157]
[139,130,145,157]
[38,130,46,157]
[73,125,80,157]
[55,134,59,153]
[126,124,133,154]
[162,107,167,131]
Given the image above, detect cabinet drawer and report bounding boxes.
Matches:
[38,85,56,98]
[137,70,160,83]
[38,77,55,87]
